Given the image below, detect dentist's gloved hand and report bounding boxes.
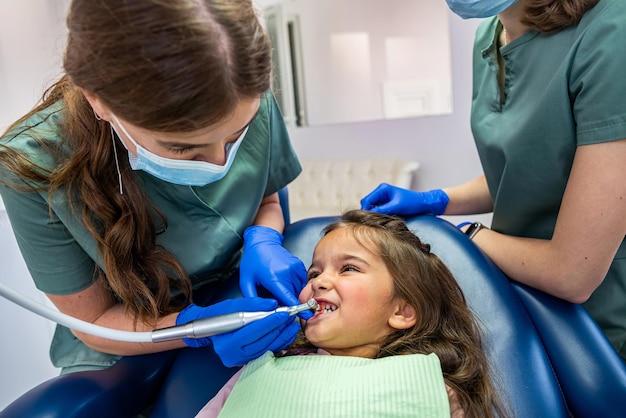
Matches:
[176,298,300,367]
[360,183,449,216]
[239,226,312,320]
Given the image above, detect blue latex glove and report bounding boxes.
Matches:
[176,298,300,367]
[239,226,312,320]
[360,183,449,216]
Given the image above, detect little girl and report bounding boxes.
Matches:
[197,210,508,417]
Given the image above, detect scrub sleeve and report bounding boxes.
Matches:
[470,0,626,359]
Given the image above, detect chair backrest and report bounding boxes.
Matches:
[283,215,569,418]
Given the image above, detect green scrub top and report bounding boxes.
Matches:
[0,92,302,371]
[471,0,626,359]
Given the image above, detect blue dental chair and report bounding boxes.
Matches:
[2,198,626,416]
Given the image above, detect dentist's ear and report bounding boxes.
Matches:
[388,300,417,330]
[80,88,112,122]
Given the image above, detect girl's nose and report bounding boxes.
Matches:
[311,274,332,291]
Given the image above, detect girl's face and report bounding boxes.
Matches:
[299,228,414,358]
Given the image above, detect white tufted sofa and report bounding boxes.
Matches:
[288,158,419,222]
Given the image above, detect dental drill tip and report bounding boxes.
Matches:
[275,299,320,315]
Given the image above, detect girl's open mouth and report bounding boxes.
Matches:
[314,300,338,315]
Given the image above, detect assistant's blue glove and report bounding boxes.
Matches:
[360,183,449,216]
[176,298,300,367]
[239,226,312,320]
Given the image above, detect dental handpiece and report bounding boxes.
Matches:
[151,298,319,343]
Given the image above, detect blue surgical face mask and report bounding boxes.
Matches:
[111,114,248,187]
[446,0,518,19]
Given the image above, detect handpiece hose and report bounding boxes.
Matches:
[0,281,318,343]
[151,299,318,343]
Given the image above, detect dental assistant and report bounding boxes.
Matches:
[0,0,309,378]
[362,0,626,360]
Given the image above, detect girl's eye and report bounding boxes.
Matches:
[341,264,359,273]
[307,271,320,281]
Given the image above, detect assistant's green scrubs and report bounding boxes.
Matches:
[0,93,301,371]
[471,0,626,359]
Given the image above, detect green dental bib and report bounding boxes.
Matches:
[218,351,450,417]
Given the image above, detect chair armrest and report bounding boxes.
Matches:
[0,350,178,418]
[513,283,626,417]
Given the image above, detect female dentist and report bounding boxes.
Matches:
[361,0,626,361]
[0,0,310,388]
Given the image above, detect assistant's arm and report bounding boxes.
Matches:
[470,139,626,303]
[442,175,494,216]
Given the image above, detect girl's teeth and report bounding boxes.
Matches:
[316,303,337,314]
